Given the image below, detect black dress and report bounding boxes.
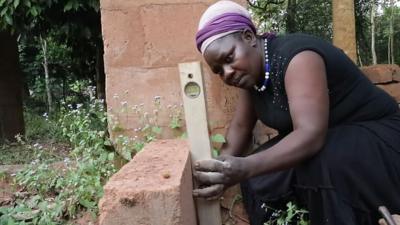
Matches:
[241,33,400,225]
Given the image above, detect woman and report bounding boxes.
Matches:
[192,1,400,225]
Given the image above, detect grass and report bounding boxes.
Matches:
[0,142,69,165]
[0,109,70,165]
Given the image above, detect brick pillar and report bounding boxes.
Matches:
[0,31,24,142]
[100,0,246,139]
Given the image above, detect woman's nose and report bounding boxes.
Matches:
[222,64,234,82]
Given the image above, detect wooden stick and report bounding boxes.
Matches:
[179,61,222,225]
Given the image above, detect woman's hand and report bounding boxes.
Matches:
[192,155,250,200]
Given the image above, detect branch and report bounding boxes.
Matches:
[247,0,285,11]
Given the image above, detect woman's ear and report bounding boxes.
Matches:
[241,28,257,47]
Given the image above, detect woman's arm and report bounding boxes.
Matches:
[220,88,257,157]
[245,50,329,177]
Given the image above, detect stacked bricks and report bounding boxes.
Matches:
[361,64,400,103]
[99,139,197,225]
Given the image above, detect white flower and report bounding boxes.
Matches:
[121,101,128,107]
[76,104,83,109]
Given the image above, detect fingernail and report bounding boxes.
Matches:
[195,163,199,168]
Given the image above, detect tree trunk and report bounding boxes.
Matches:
[371,1,377,65]
[357,44,364,66]
[0,31,25,143]
[332,0,357,62]
[286,0,297,33]
[389,0,394,64]
[95,44,106,101]
[40,37,53,115]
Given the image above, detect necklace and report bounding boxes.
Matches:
[254,38,270,92]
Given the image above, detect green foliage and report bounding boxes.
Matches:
[263,201,309,225]
[250,0,399,65]
[24,109,64,141]
[375,5,400,64]
[108,95,186,160]
[211,133,226,157]
[248,0,332,40]
[0,98,115,224]
[0,0,99,32]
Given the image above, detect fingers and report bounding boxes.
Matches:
[378,218,387,225]
[194,159,230,172]
[194,171,225,185]
[193,184,224,199]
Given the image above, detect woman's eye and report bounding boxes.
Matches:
[225,54,233,63]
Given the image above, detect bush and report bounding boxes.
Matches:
[0,98,116,224]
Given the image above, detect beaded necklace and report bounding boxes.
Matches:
[254,38,270,92]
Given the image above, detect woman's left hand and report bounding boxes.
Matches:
[192,155,250,200]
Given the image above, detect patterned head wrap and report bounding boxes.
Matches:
[195,0,257,54]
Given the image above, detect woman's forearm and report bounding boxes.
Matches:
[245,128,326,178]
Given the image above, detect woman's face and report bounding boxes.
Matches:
[203,30,263,90]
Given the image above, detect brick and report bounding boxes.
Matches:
[377,82,400,103]
[361,64,394,84]
[387,64,400,82]
[99,139,197,225]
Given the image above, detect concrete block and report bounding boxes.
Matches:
[99,139,197,225]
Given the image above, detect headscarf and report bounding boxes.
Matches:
[195,0,257,54]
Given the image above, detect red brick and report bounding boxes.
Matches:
[361,64,394,84]
[99,139,197,225]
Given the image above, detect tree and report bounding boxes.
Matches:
[332,0,357,62]
[0,0,104,141]
[371,0,377,64]
[0,31,24,142]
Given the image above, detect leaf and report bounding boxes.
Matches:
[29,6,38,17]
[79,199,95,209]
[107,152,114,161]
[212,148,220,158]
[104,139,112,146]
[151,126,162,134]
[0,0,6,7]
[211,134,226,143]
[4,14,12,25]
[64,1,73,12]
[24,0,30,7]
[12,210,40,221]
[0,6,7,16]
[179,132,188,139]
[13,0,19,8]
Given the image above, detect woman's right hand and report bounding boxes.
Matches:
[192,155,250,200]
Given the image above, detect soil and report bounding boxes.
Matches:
[0,177,15,207]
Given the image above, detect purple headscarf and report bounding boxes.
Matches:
[195,1,257,54]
